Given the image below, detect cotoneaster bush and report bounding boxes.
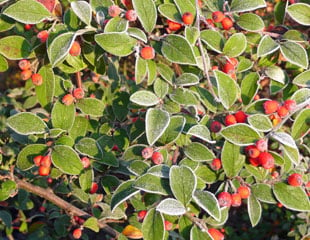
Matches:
[0,0,309,239]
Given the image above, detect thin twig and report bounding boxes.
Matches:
[76,72,82,89]
[185,212,208,232]
[172,146,180,164]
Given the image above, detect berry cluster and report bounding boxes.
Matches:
[217,185,251,208]
[19,59,43,86]
[33,155,52,176]
[142,147,164,165]
[212,11,233,30]
[62,88,85,106]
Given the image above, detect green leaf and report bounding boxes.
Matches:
[282,145,300,166]
[291,109,310,139]
[185,27,199,45]
[130,90,159,107]
[247,194,262,227]
[170,88,199,106]
[270,132,297,149]
[221,141,245,177]
[223,33,247,57]
[104,17,128,33]
[128,161,149,176]
[282,29,307,42]
[76,98,105,117]
[161,34,196,65]
[248,114,273,132]
[187,125,214,143]
[157,63,174,84]
[236,58,254,73]
[134,57,147,84]
[184,142,215,162]
[190,226,212,240]
[111,180,139,211]
[230,0,266,12]
[0,14,15,33]
[175,73,199,86]
[145,108,170,145]
[273,182,310,212]
[220,123,260,146]
[122,144,147,161]
[287,3,310,26]
[51,145,83,175]
[170,165,196,206]
[147,164,170,178]
[280,41,308,69]
[158,3,182,22]
[71,1,92,26]
[68,116,88,142]
[156,198,186,215]
[75,137,103,160]
[112,92,130,122]
[142,209,164,240]
[154,78,169,99]
[173,0,196,15]
[241,72,259,105]
[291,88,310,105]
[134,173,171,195]
[0,180,16,201]
[17,144,48,170]
[178,215,192,240]
[237,13,264,31]
[35,66,55,109]
[83,217,99,232]
[48,32,76,67]
[205,207,229,226]
[252,183,277,204]
[79,168,93,192]
[201,30,225,53]
[0,54,8,72]
[193,190,221,221]
[293,70,310,87]
[194,86,217,113]
[265,66,285,84]
[257,35,280,58]
[99,152,119,167]
[157,115,185,144]
[7,112,47,135]
[0,36,33,60]
[0,211,12,228]
[51,101,75,131]
[214,70,239,109]
[128,27,147,43]
[95,33,137,56]
[3,0,51,24]
[132,0,157,33]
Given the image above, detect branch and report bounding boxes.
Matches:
[76,72,82,89]
[185,213,208,232]
[14,177,119,238]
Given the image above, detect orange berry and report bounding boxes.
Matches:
[21,69,32,81]
[263,100,279,114]
[211,158,222,170]
[225,114,237,126]
[125,10,137,21]
[73,88,84,99]
[258,152,274,169]
[287,173,303,187]
[231,193,242,207]
[69,41,81,56]
[234,111,247,123]
[90,182,98,194]
[237,186,251,199]
[210,121,222,133]
[277,202,283,208]
[81,157,91,168]
[212,11,225,23]
[228,57,238,67]
[142,147,154,159]
[222,62,235,74]
[206,18,215,27]
[167,19,182,31]
[283,99,296,111]
[38,166,50,176]
[140,46,155,60]
[62,94,75,106]
[245,146,260,158]
[217,192,232,207]
[212,66,219,70]
[254,94,260,100]
[277,106,289,118]
[18,59,31,70]
[108,5,121,17]
[40,156,51,167]
[37,30,49,43]
[72,228,82,239]
[221,17,233,30]
[31,73,43,86]
[182,12,194,25]
[164,220,173,231]
[137,210,147,221]
[33,155,43,166]
[151,152,164,165]
[208,228,224,240]
[249,157,260,167]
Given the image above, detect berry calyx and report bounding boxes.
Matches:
[234,111,247,123]
[40,156,51,167]
[140,46,155,60]
[69,41,81,56]
[33,155,43,166]
[287,173,303,187]
[277,106,289,118]
[283,99,296,111]
[167,19,182,31]
[217,192,232,207]
[81,157,91,168]
[212,11,225,23]
[73,88,84,99]
[210,121,222,133]
[125,10,137,21]
[38,165,50,176]
[208,228,224,240]
[151,151,164,165]
[231,193,242,207]
[164,220,173,231]
[31,73,43,86]
[255,139,268,152]
[258,152,274,169]
[211,158,222,171]
[37,30,49,43]
[108,5,121,17]
[90,182,98,194]
[263,100,279,114]
[221,17,233,30]
[18,59,31,70]
[222,62,235,74]
[225,114,237,126]
[62,94,75,106]
[141,147,154,159]
[237,186,251,199]
[137,210,147,221]
[245,146,260,158]
[182,12,194,25]
[72,228,82,239]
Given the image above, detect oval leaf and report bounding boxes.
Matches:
[241,72,259,105]
[142,209,164,240]
[75,137,103,159]
[51,101,75,131]
[193,190,221,221]
[247,194,262,227]
[252,183,277,204]
[184,142,215,162]
[248,114,273,132]
[270,132,297,149]
[130,90,159,106]
[291,109,310,139]
[223,33,247,57]
[35,66,55,109]
[230,0,266,12]
[17,144,48,170]
[158,3,182,22]
[257,35,280,58]
[132,0,157,33]
[175,73,199,86]
[265,66,285,84]
[237,13,264,31]
[280,41,308,69]
[71,1,92,26]
[76,98,105,117]
[156,198,186,216]
[0,36,33,60]
[187,125,214,143]
[134,174,171,195]
[287,3,310,26]
[201,30,225,53]
[157,115,185,144]
[293,70,310,87]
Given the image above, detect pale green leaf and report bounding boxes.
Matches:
[287,3,310,26]
[0,36,33,60]
[248,114,273,132]
[201,30,225,53]
[247,194,262,227]
[51,101,75,131]
[237,13,264,31]
[71,1,92,26]
[193,190,221,221]
[280,41,308,69]
[230,0,266,12]
[293,70,310,87]
[257,35,280,58]
[132,0,157,33]
[142,209,164,240]
[291,109,310,139]
[156,198,186,215]
[184,142,215,162]
[221,141,245,177]
[223,33,247,57]
[111,180,139,211]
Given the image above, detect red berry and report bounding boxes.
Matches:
[249,157,260,167]
[125,10,137,21]
[277,202,283,208]
[90,182,98,194]
[69,41,81,56]
[258,152,274,169]
[31,73,43,86]
[164,220,173,231]
[221,17,233,30]
[225,114,237,126]
[112,144,119,151]
[142,147,154,159]
[283,99,296,111]
[21,70,32,81]
[72,228,82,239]
[212,66,219,71]
[182,12,194,25]
[231,193,242,207]
[217,192,232,207]
[254,94,260,101]
[222,62,235,74]
[140,46,155,60]
[137,210,147,221]
[37,30,49,43]
[40,156,52,167]
[306,181,310,188]
[206,18,215,27]
[212,11,225,23]
[271,171,279,179]
[277,106,289,118]
[24,24,33,30]
[228,57,238,67]
[287,173,303,187]
[245,145,260,158]
[38,166,50,176]
[211,158,222,171]
[47,177,53,184]
[151,152,164,165]
[237,186,251,199]
[167,19,182,31]
[208,228,224,240]
[234,111,247,123]
[39,206,46,212]
[73,88,84,99]
[81,157,91,168]
[255,139,268,152]
[210,121,222,133]
[62,94,75,106]
[263,100,279,114]
[33,155,43,166]
[108,5,121,17]
[18,59,31,70]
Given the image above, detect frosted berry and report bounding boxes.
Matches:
[140,46,155,60]
[235,111,247,123]
[245,145,260,158]
[73,88,84,99]
[125,10,137,21]
[38,166,50,176]
[263,100,279,114]
[137,210,147,221]
[231,193,242,207]
[31,73,43,86]
[212,11,225,23]
[81,157,91,168]
[108,5,121,17]
[211,158,222,171]
[182,12,194,25]
[37,30,49,43]
[40,156,51,167]
[217,192,232,207]
[208,228,224,240]
[69,41,81,56]
[283,99,296,111]
[18,59,31,70]
[277,106,289,118]
[90,182,98,194]
[72,228,82,239]
[258,152,274,169]
[255,139,268,152]
[287,173,303,187]
[222,62,235,74]
[237,186,251,199]
[142,147,154,159]
[221,17,233,30]
[225,114,237,126]
[210,121,222,133]
[164,220,173,231]
[167,19,182,31]
[62,94,75,106]
[151,151,164,165]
